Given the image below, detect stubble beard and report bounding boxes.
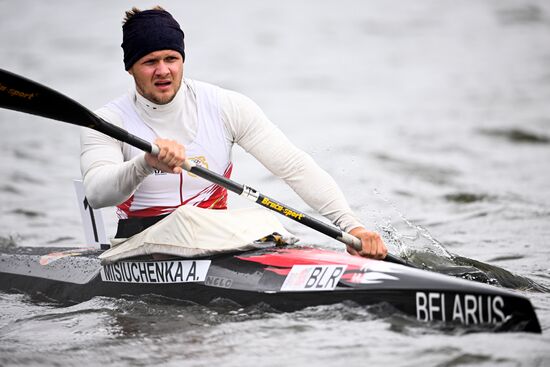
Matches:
[136,78,182,105]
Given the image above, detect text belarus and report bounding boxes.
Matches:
[416,291,508,325]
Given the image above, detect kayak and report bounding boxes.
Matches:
[0,243,541,333]
[0,69,542,333]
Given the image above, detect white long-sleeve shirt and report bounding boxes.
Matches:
[80,79,363,232]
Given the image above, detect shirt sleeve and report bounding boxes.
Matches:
[80,107,154,208]
[219,89,363,233]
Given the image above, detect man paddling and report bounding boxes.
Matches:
[80,6,387,259]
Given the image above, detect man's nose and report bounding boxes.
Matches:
[155,61,170,76]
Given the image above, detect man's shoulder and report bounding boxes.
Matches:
[102,92,132,110]
[186,79,251,105]
[93,97,129,128]
[93,92,133,123]
[185,78,222,94]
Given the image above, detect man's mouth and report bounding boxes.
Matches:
[154,80,172,88]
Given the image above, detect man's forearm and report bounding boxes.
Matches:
[80,128,153,208]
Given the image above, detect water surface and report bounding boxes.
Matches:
[1,1,549,366]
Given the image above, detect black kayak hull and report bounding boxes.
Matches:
[0,245,541,333]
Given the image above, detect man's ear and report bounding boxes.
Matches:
[127,68,133,76]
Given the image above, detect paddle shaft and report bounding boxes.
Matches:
[0,68,408,266]
[177,157,362,249]
[179,158,409,266]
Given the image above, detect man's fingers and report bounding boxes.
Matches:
[166,155,179,167]
[151,138,186,173]
[348,228,388,260]
[360,235,376,257]
[346,244,359,257]
[370,241,378,259]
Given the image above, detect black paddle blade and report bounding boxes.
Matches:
[0,68,101,128]
[0,68,154,153]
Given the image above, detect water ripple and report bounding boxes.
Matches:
[478,128,550,144]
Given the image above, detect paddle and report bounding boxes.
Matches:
[0,68,411,267]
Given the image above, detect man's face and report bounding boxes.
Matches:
[128,50,184,105]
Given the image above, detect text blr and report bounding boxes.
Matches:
[281,265,347,291]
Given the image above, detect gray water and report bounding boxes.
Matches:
[1,0,550,366]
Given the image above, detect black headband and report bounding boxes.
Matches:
[121,9,185,70]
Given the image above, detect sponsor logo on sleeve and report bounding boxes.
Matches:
[415,292,509,325]
[100,260,211,284]
[281,265,346,291]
